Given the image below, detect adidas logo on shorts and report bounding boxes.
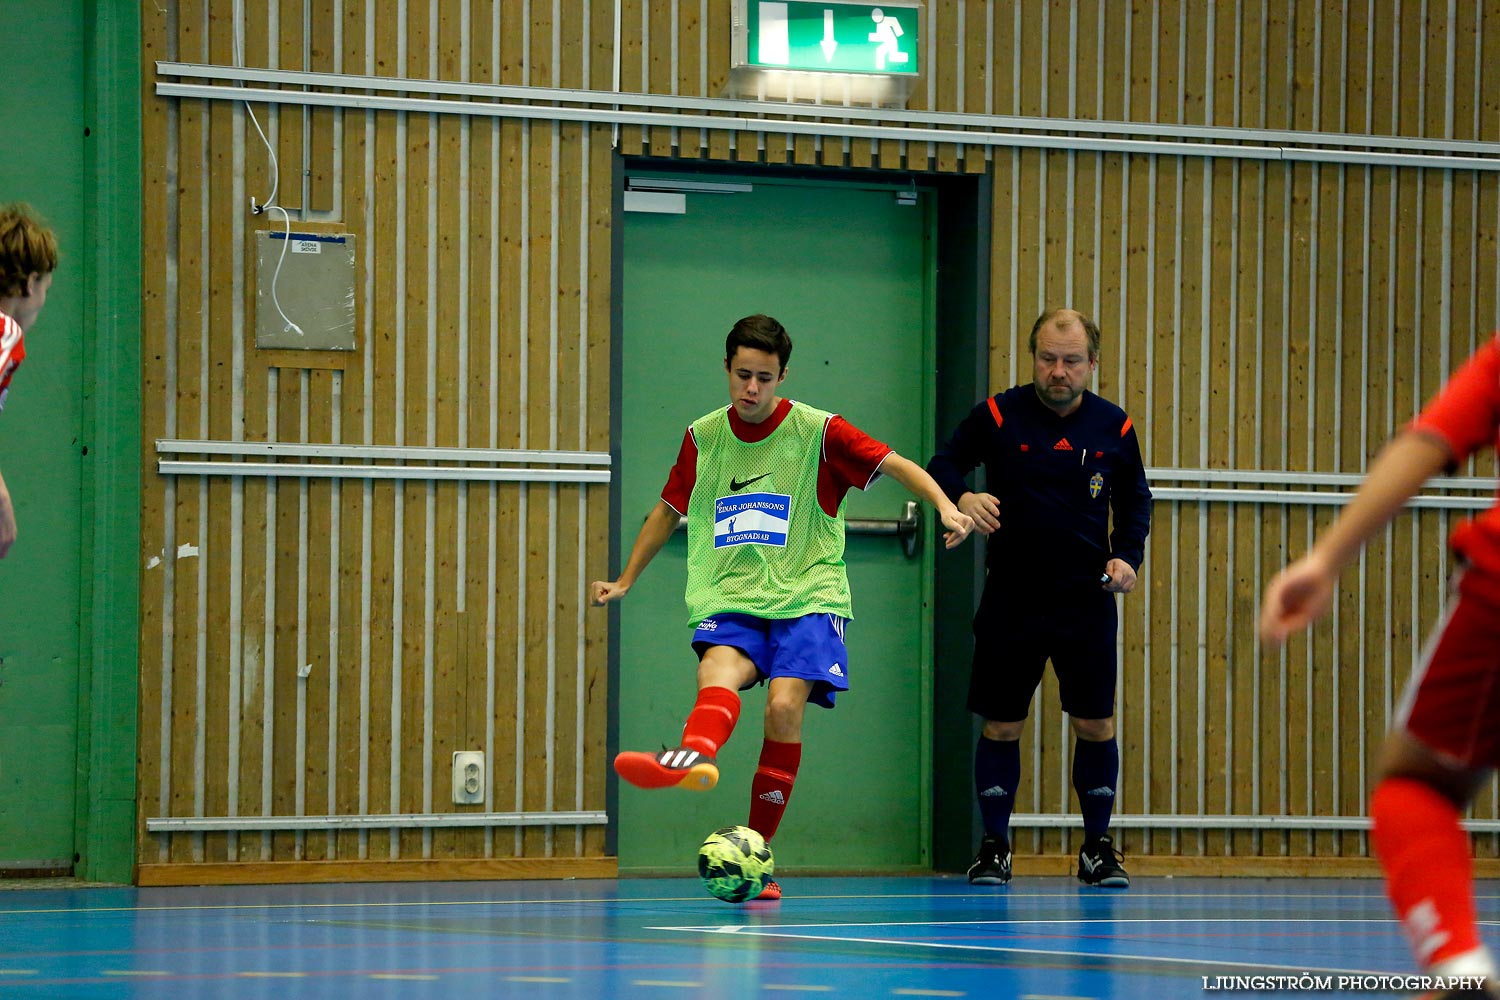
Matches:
[828,663,844,677]
[758,789,785,805]
[980,785,1009,798]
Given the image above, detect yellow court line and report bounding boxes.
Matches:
[763,986,834,992]
[371,974,440,981]
[0,888,1411,918]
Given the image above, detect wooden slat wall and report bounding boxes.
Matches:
[139,1,614,875]
[140,0,1500,876]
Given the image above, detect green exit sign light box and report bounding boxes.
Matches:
[750,1,919,75]
[728,0,921,106]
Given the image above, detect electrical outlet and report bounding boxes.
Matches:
[452,750,485,805]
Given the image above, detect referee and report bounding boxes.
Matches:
[926,307,1153,889]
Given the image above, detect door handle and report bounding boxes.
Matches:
[675,500,920,557]
[846,500,920,557]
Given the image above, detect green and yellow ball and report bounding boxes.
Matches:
[697,826,774,903]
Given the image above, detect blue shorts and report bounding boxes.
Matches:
[691,612,850,709]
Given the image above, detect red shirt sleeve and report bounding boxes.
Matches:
[1410,336,1500,466]
[818,415,894,515]
[660,427,697,515]
[0,313,24,414]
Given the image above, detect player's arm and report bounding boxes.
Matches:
[590,499,681,605]
[876,452,974,549]
[0,465,13,558]
[1259,430,1451,642]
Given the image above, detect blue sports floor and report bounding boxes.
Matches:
[0,875,1486,998]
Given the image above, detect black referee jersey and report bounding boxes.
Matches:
[927,384,1153,589]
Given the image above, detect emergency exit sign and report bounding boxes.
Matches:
[746,1,920,76]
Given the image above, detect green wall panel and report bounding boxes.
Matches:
[0,0,140,882]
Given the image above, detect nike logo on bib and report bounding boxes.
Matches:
[729,472,771,491]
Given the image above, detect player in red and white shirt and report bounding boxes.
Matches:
[0,312,26,411]
[1262,334,1500,998]
[0,203,60,559]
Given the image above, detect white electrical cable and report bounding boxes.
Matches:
[235,17,304,337]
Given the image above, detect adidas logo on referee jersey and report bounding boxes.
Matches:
[758,789,785,805]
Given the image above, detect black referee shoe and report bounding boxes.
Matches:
[967,836,1012,885]
[1077,834,1129,888]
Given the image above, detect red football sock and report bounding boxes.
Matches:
[680,686,741,755]
[1371,776,1482,968]
[748,739,802,842]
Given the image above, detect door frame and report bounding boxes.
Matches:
[79,0,143,884]
[604,154,989,870]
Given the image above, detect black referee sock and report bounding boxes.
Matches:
[1072,736,1119,840]
[974,736,1020,846]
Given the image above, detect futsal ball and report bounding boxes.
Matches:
[697,825,775,903]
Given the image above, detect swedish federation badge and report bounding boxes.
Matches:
[1089,472,1103,498]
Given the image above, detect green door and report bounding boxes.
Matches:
[617,171,936,872]
[0,3,88,874]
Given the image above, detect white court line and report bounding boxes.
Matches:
[664,916,1417,932]
[646,921,1400,978]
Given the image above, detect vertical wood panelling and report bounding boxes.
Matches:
[398,0,430,864]
[960,0,987,173]
[583,112,611,858]
[139,0,172,863]
[140,2,1500,871]
[705,0,733,161]
[455,0,493,864]
[275,0,306,211]
[202,9,237,858]
[677,0,704,159]
[308,0,337,212]
[168,3,206,864]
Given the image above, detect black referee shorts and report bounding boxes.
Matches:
[967,581,1119,722]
